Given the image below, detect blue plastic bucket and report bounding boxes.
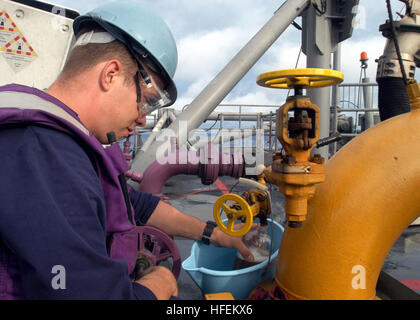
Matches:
[182,219,284,300]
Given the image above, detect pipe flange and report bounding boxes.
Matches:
[199,161,219,185]
[377,56,416,79]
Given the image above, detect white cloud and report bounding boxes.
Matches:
[175,27,250,82]
[224,90,283,108]
[172,78,210,110]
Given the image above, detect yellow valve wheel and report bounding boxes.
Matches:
[256,68,344,89]
[213,193,253,237]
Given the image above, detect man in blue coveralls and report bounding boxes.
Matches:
[0,1,255,299]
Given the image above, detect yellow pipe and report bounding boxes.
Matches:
[275,108,420,300]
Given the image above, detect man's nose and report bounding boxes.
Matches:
[135,112,147,127]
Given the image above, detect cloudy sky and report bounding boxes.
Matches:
[48,0,409,110]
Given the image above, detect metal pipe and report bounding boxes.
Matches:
[332,43,341,155]
[133,132,141,156]
[257,113,261,131]
[132,0,311,173]
[376,6,420,121]
[239,106,242,129]
[275,109,279,152]
[362,77,374,130]
[181,103,283,109]
[275,108,420,299]
[201,113,266,121]
[168,109,177,123]
[340,83,377,87]
[303,3,333,160]
[269,111,273,152]
[139,147,244,196]
[173,109,274,121]
[336,108,378,112]
[339,133,360,137]
[139,111,169,153]
[191,128,257,150]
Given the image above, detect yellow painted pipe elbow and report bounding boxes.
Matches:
[275,109,420,300]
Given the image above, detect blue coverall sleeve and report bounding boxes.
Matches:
[0,125,156,299]
[129,188,160,226]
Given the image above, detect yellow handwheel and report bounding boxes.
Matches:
[213,193,253,237]
[256,68,344,89]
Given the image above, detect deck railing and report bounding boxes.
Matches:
[132,82,379,159]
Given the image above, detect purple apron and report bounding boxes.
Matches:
[0,84,138,299]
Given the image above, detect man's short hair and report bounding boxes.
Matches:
[59,25,137,85]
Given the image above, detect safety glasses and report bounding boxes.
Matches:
[133,62,172,115]
[120,33,173,115]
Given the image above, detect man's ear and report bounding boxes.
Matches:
[99,60,123,92]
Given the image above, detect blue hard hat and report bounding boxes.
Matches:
[73,0,178,106]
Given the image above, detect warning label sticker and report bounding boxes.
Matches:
[0,10,38,73]
[0,10,20,48]
[2,34,37,56]
[0,10,19,32]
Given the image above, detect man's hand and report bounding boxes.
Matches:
[136,266,178,300]
[210,223,258,262]
[146,201,259,263]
